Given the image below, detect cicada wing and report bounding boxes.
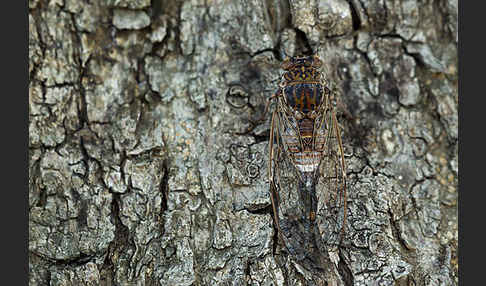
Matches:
[316,109,347,248]
[270,111,317,260]
[271,111,303,218]
[268,111,283,235]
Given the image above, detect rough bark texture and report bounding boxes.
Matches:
[29,0,458,285]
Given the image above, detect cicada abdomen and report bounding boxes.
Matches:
[268,55,347,260]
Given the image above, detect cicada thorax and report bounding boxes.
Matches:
[283,83,322,114]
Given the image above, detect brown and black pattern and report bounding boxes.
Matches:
[268,55,347,262]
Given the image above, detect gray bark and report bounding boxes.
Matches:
[29,0,458,285]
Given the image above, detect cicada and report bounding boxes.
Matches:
[264,55,347,258]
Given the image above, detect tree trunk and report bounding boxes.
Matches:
[29,0,458,285]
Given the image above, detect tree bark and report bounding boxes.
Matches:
[29,0,458,285]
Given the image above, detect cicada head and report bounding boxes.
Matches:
[281,57,293,70]
[280,55,323,70]
[312,54,322,68]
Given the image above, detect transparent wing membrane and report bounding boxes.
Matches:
[267,55,347,260]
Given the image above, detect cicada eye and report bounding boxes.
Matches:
[281,57,293,70]
[312,55,323,68]
[303,58,312,67]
